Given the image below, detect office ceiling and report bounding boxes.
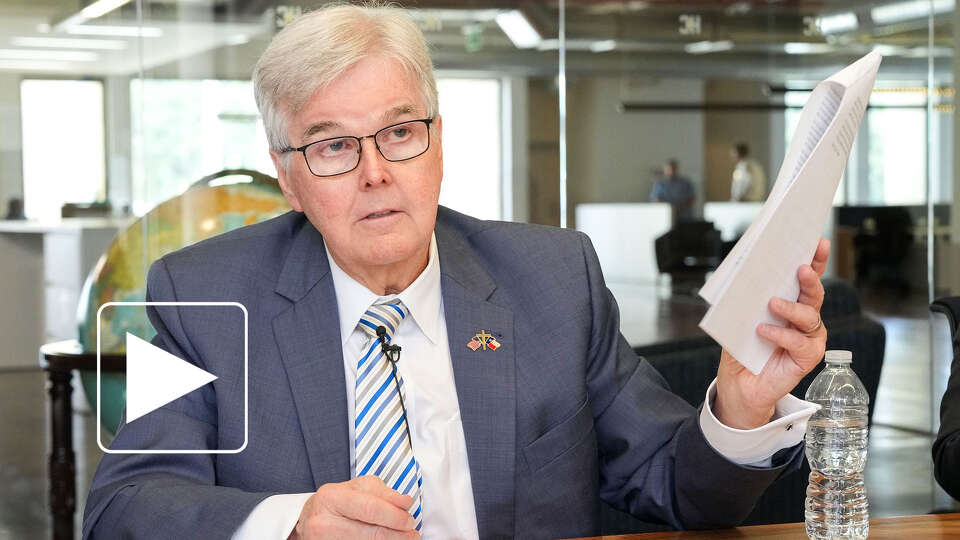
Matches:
[0,0,953,80]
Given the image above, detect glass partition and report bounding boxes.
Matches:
[3,0,958,537]
[559,0,956,520]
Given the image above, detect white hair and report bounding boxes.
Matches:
[253,2,439,169]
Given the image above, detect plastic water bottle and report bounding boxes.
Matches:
[804,350,869,540]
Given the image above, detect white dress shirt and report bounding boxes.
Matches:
[233,233,817,539]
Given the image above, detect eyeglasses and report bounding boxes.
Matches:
[280,118,434,178]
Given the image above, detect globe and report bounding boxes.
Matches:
[76,176,290,434]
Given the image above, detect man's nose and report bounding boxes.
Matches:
[356,136,390,186]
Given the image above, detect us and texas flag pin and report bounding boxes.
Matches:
[467,330,501,351]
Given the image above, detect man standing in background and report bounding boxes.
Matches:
[650,158,695,221]
[730,142,766,202]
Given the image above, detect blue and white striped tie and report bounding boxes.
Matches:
[355,300,423,530]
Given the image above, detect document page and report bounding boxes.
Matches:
[698,50,882,375]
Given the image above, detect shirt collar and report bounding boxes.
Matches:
[326,233,442,346]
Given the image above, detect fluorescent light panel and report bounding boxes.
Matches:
[11,36,127,50]
[80,0,132,19]
[0,60,70,71]
[496,10,541,49]
[0,48,98,62]
[871,0,954,25]
[590,39,617,52]
[54,0,133,30]
[226,34,250,46]
[872,44,908,56]
[64,25,163,38]
[684,40,734,54]
[783,42,835,55]
[817,12,858,34]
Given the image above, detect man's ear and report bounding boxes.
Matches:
[270,150,303,212]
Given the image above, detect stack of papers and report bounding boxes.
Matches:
[699,50,883,375]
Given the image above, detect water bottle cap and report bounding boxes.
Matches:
[825,350,852,364]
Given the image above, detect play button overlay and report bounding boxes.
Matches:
[97,301,248,455]
[125,333,218,423]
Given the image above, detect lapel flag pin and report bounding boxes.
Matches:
[468,330,501,351]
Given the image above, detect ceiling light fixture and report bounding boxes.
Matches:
[684,40,734,54]
[0,60,70,71]
[54,0,133,32]
[871,0,954,25]
[0,48,98,62]
[11,36,128,50]
[725,1,751,16]
[495,10,541,49]
[226,34,250,46]
[590,40,617,53]
[783,42,835,55]
[64,25,163,38]
[817,12,859,34]
[80,0,132,19]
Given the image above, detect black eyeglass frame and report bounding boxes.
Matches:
[279,118,434,178]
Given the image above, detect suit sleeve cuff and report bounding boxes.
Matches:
[698,378,819,466]
[231,493,312,540]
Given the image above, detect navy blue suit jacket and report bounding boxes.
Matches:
[83,207,800,539]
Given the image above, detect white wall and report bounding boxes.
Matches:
[704,79,783,202]
[0,73,24,213]
[106,76,133,214]
[566,76,705,226]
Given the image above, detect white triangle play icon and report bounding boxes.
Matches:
[125,332,218,423]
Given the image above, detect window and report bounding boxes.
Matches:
[784,86,934,206]
[437,78,502,221]
[130,77,504,219]
[865,88,930,205]
[130,79,273,215]
[784,89,853,206]
[21,79,105,220]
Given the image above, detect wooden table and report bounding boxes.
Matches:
[40,340,125,540]
[573,513,960,539]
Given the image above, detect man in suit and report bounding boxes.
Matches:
[83,4,830,539]
[933,297,960,500]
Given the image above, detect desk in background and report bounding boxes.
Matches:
[702,201,762,242]
[573,513,960,539]
[0,218,129,369]
[576,203,672,284]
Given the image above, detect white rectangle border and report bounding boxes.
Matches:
[96,301,248,454]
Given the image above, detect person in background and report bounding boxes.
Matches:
[730,142,766,202]
[933,297,960,501]
[650,158,695,222]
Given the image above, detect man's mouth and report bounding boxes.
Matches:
[364,210,397,219]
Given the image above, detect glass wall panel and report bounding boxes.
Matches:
[13,0,960,536]
[561,0,955,522]
[0,1,564,537]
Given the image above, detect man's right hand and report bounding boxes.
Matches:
[288,476,419,539]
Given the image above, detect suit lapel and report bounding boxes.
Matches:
[268,210,519,534]
[436,214,517,538]
[272,216,351,488]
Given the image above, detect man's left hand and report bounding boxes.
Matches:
[713,238,830,430]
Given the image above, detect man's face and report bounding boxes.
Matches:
[272,55,443,275]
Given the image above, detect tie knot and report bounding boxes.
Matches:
[358,300,409,341]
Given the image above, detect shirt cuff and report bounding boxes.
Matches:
[231,493,312,540]
[698,378,819,466]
